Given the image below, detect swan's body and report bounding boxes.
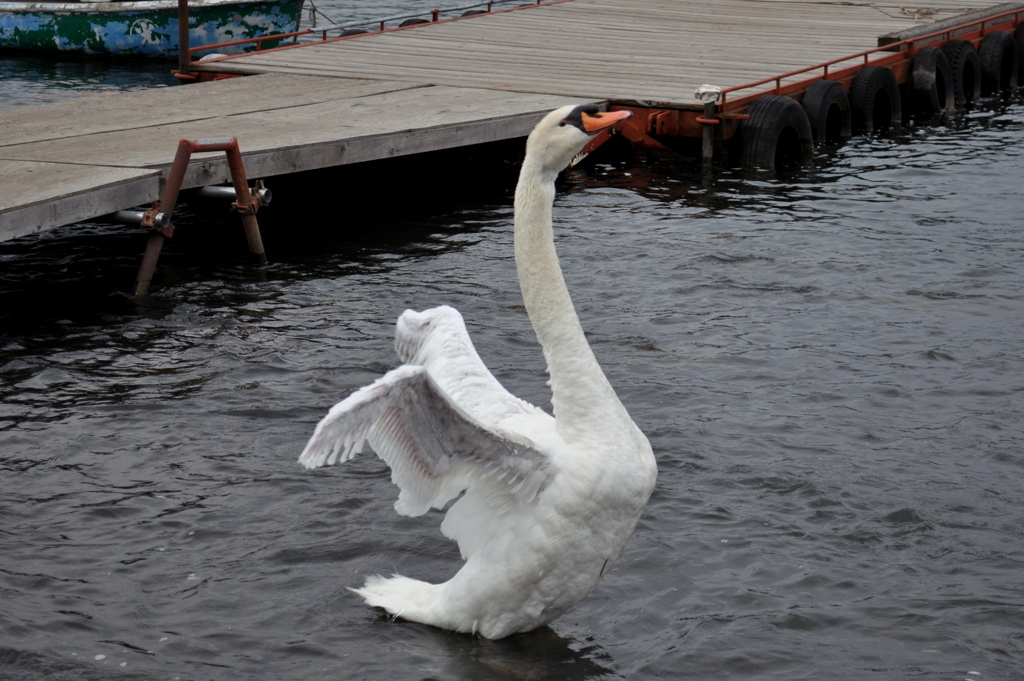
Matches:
[299,104,657,639]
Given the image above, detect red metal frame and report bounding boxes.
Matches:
[133,137,266,296]
[602,105,747,152]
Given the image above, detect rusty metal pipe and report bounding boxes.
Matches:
[134,136,269,294]
[180,138,266,261]
[182,137,267,261]
[132,139,194,295]
[161,139,195,218]
[177,0,190,75]
[701,102,716,167]
[239,214,266,263]
[133,233,165,296]
[692,85,722,166]
[221,146,267,263]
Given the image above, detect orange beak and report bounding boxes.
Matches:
[581,109,633,134]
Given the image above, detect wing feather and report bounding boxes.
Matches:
[299,365,553,516]
[394,306,547,428]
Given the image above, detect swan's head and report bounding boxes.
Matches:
[524,104,633,177]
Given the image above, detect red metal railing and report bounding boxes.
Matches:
[189,29,311,56]
[719,7,1024,111]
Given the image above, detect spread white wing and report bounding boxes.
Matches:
[299,363,554,517]
[393,305,549,428]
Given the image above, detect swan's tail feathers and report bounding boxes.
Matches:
[351,574,442,624]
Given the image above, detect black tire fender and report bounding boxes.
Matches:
[978,30,1019,94]
[911,46,954,115]
[943,39,982,106]
[801,79,852,144]
[849,66,902,133]
[1016,25,1024,73]
[738,95,814,168]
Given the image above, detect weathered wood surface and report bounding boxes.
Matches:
[3,83,594,184]
[0,74,593,242]
[193,0,1019,107]
[879,1,1024,44]
[0,161,161,240]
[1,76,426,147]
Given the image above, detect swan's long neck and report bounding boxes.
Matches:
[514,158,630,437]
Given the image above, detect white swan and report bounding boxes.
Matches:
[299,104,657,640]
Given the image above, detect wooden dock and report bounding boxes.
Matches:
[188,0,1012,107]
[0,77,594,241]
[1,0,1021,245]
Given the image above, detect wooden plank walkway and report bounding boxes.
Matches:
[0,0,1017,242]
[189,0,1014,107]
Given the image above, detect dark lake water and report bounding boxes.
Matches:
[2,3,1024,680]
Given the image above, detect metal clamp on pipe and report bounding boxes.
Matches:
[112,207,171,231]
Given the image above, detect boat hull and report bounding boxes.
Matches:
[0,0,304,57]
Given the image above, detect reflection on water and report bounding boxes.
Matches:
[382,623,616,680]
[0,54,179,107]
